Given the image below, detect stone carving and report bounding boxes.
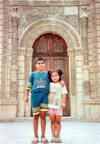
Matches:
[80,6,88,17]
[19,6,79,34]
[20,14,27,33]
[10,81,18,98]
[83,81,91,95]
[80,6,88,66]
[26,48,33,56]
[20,19,81,49]
[18,47,26,56]
[11,7,19,27]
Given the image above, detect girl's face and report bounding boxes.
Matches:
[51,72,60,83]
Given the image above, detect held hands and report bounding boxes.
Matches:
[60,80,65,87]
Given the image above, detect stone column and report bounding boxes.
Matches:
[17,47,26,117]
[80,7,88,66]
[0,0,9,98]
[75,49,84,117]
[80,7,91,100]
[24,48,33,117]
[80,16,88,65]
[10,7,19,98]
[68,48,77,117]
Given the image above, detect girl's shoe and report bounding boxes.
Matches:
[41,137,48,143]
[56,137,62,143]
[51,137,56,143]
[31,137,39,144]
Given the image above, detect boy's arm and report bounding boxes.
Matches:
[25,82,32,103]
[25,73,33,103]
[60,80,65,87]
[25,89,30,103]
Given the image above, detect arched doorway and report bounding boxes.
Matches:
[32,33,70,116]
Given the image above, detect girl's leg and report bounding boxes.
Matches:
[40,111,47,139]
[49,114,56,138]
[55,115,62,138]
[33,114,39,138]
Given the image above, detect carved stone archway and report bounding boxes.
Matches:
[18,18,84,117]
[20,18,82,49]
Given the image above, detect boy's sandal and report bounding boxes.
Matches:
[56,137,62,143]
[41,137,48,143]
[51,137,56,143]
[31,137,39,144]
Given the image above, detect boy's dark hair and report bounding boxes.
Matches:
[35,57,46,64]
[48,69,62,82]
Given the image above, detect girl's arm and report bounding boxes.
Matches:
[61,94,66,109]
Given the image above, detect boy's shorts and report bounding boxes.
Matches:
[48,108,63,116]
[31,92,48,115]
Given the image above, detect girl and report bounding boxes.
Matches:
[48,69,68,143]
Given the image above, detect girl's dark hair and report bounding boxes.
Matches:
[48,69,62,82]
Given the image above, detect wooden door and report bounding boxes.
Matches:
[32,33,70,116]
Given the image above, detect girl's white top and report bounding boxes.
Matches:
[48,82,68,109]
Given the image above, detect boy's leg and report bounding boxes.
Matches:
[40,111,47,138]
[31,92,41,142]
[39,93,48,142]
[33,114,40,138]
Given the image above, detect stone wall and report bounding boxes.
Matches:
[83,0,100,120]
[0,0,3,97]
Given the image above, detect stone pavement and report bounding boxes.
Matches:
[0,119,100,144]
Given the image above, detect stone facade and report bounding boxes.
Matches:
[0,0,100,121]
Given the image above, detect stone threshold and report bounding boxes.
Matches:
[0,116,100,123]
[14,116,100,122]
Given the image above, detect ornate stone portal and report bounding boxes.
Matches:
[18,18,84,118]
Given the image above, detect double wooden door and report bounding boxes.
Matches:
[32,33,70,116]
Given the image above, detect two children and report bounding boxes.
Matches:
[25,57,68,143]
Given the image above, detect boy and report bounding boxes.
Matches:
[25,57,50,143]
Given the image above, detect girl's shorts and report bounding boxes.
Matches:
[31,92,48,115]
[48,108,63,116]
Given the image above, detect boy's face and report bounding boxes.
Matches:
[36,60,45,72]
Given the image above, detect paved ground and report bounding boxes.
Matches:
[0,119,100,144]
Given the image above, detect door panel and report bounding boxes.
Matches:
[33,33,70,116]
